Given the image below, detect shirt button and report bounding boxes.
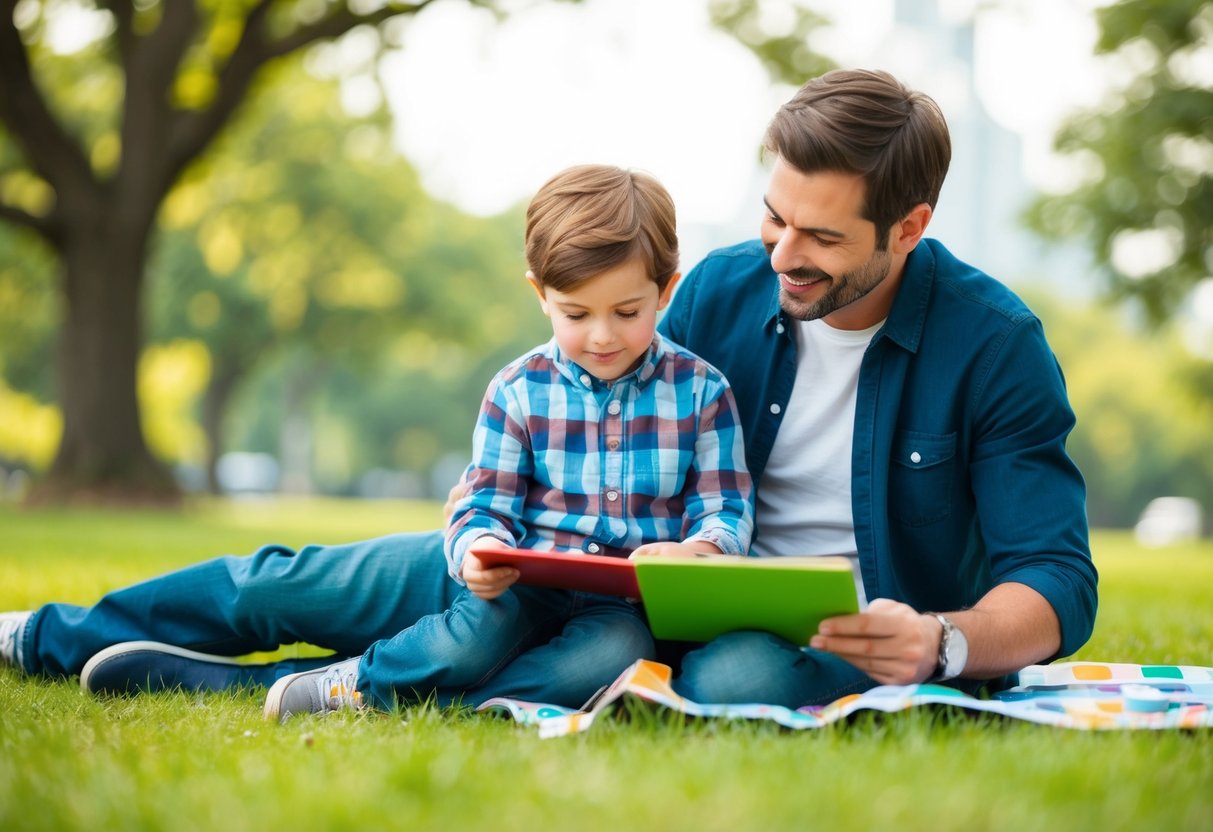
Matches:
[586,542,601,553]
[607,400,621,415]
[776,323,785,334]
[910,451,922,464]
[580,374,592,386]
[607,438,620,450]
[770,403,781,415]
[606,490,619,501]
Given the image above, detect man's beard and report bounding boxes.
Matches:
[776,249,892,322]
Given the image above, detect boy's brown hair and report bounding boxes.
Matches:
[525,164,678,293]
[764,68,951,248]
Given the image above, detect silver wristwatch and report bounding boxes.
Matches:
[931,614,968,682]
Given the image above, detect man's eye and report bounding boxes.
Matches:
[765,213,785,227]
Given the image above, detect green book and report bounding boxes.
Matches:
[634,554,860,644]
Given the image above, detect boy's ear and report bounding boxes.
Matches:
[656,272,682,311]
[526,270,551,316]
[889,204,933,255]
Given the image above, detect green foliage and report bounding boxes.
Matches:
[709,0,834,86]
[1027,288,1213,526]
[0,505,1210,831]
[1027,0,1213,323]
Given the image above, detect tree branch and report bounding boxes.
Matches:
[0,199,57,244]
[164,0,441,186]
[96,0,136,63]
[0,1,96,203]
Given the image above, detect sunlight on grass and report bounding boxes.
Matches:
[0,502,1210,831]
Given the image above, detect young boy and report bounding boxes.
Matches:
[262,164,754,720]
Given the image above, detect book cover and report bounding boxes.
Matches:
[634,554,860,644]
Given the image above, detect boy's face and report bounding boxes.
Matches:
[530,258,679,382]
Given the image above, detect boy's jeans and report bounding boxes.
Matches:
[358,585,652,709]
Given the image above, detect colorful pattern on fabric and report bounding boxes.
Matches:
[476,659,1213,737]
[446,334,754,577]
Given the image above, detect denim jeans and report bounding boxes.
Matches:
[21,530,641,707]
[359,585,653,709]
[672,630,877,707]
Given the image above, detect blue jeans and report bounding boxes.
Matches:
[672,631,877,707]
[359,585,652,709]
[21,531,647,707]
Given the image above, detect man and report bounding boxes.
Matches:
[658,68,1096,706]
[0,69,1096,708]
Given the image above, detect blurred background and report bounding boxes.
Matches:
[0,0,1209,542]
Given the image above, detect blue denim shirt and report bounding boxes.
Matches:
[659,238,1097,659]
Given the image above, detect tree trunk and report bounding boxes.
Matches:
[200,362,243,495]
[26,209,179,505]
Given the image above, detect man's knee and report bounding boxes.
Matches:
[674,630,805,704]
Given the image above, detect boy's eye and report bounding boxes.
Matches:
[616,310,640,319]
[564,313,586,321]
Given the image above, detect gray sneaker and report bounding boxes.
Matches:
[263,657,364,723]
[0,611,32,669]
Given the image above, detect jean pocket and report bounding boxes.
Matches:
[889,430,957,527]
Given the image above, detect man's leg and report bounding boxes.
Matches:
[19,531,456,681]
[672,630,875,707]
[460,595,656,709]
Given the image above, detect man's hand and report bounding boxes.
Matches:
[461,538,520,600]
[808,598,940,685]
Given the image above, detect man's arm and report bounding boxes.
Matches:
[809,582,1059,686]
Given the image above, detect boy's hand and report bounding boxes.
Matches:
[443,480,471,524]
[629,541,723,559]
[462,538,520,600]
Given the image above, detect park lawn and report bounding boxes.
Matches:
[0,499,1210,832]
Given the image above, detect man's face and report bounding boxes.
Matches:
[760,158,895,330]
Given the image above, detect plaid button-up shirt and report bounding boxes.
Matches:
[446,334,754,581]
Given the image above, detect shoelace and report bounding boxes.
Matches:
[321,667,363,711]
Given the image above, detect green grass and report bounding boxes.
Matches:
[1,500,1210,831]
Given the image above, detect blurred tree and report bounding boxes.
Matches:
[1026,0,1213,323]
[1027,288,1213,527]
[147,57,535,493]
[0,0,557,504]
[709,0,833,86]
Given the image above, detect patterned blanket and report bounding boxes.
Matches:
[477,660,1213,737]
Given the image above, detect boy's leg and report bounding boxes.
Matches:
[19,530,456,680]
[671,630,875,707]
[461,595,655,709]
[356,585,570,709]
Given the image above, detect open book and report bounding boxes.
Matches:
[470,545,860,644]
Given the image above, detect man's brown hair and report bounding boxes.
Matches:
[764,69,951,247]
[525,164,678,293]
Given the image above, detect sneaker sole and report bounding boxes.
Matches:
[263,672,301,722]
[80,641,243,694]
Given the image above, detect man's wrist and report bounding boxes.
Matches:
[928,613,969,682]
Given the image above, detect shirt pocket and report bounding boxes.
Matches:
[889,430,957,527]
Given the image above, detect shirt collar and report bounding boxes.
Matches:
[548,334,668,391]
[877,239,935,354]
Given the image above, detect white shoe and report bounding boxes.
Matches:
[263,657,364,723]
[0,611,32,669]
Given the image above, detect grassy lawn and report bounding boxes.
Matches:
[1,499,1210,831]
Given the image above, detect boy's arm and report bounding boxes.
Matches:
[678,378,754,556]
[445,376,534,583]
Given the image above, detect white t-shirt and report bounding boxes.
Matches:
[751,317,883,603]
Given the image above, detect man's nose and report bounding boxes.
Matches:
[768,230,806,275]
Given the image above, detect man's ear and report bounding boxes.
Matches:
[889,203,933,255]
[656,272,682,311]
[526,270,551,316]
